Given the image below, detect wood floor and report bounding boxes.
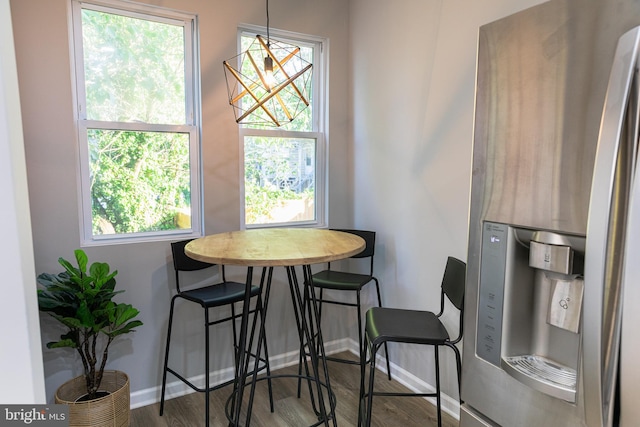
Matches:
[132,352,459,427]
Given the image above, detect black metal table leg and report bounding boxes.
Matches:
[227,264,338,427]
[229,266,254,426]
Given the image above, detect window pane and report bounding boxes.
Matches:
[81,9,186,124]
[244,136,316,225]
[88,129,191,235]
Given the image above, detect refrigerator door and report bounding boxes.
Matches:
[463,2,640,426]
[583,26,640,427]
[620,108,640,426]
[462,3,596,425]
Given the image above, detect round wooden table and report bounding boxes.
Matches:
[185,228,365,427]
[185,228,365,267]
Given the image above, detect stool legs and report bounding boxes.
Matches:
[359,342,450,427]
[160,293,272,427]
[159,296,177,416]
[373,280,392,380]
[435,346,441,427]
[204,307,211,426]
[357,335,369,427]
[298,283,392,398]
[362,341,379,426]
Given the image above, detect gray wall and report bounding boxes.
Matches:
[348,0,548,413]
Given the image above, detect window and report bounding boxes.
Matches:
[239,26,326,228]
[71,0,201,245]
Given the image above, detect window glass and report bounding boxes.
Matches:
[244,136,316,225]
[81,9,186,124]
[87,130,191,235]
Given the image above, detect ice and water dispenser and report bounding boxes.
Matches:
[476,222,585,402]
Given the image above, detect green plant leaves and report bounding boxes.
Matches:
[47,338,78,350]
[114,303,139,326]
[75,249,88,273]
[76,301,96,330]
[46,331,80,350]
[89,262,117,288]
[36,249,143,396]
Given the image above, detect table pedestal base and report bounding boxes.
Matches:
[228,265,337,427]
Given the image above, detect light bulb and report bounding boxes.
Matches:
[264,56,275,91]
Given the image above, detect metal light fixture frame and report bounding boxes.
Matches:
[223,3,313,127]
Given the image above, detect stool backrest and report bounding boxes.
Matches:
[440,256,466,345]
[170,239,216,294]
[329,229,376,274]
[332,229,375,258]
[171,239,214,272]
[442,256,466,311]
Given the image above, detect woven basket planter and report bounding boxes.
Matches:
[55,370,130,427]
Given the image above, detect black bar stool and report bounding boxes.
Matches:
[359,256,465,427]
[299,229,391,397]
[160,239,273,427]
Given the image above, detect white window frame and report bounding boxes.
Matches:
[237,24,328,229]
[70,0,202,246]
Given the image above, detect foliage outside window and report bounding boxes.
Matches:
[71,0,201,244]
[239,28,326,228]
[244,137,316,224]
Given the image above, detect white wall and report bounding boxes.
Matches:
[0,0,46,404]
[10,0,351,405]
[348,0,548,411]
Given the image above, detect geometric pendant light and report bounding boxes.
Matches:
[223,1,313,127]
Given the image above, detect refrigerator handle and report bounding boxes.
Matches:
[583,26,640,427]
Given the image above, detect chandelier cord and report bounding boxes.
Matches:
[266,0,270,47]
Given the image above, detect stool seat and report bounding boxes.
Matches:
[366,308,449,346]
[311,270,373,291]
[180,282,261,307]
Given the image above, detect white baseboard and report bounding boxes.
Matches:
[131,338,460,421]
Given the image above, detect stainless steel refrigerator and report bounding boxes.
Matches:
[461,1,640,426]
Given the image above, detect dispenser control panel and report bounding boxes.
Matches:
[476,221,508,366]
[529,241,573,274]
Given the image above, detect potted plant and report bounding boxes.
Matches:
[37,249,143,426]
